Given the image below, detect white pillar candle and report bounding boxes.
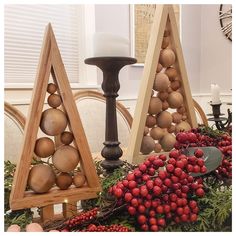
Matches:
[93,32,130,57]
[211,84,221,105]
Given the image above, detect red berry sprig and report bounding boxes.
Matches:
[109,151,206,231]
[62,208,98,230]
[80,224,132,232]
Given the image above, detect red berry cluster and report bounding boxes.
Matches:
[63,208,98,230]
[109,151,206,231]
[80,224,131,232]
[175,130,232,179]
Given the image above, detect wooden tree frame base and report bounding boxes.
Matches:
[126,5,198,164]
[9,24,101,221]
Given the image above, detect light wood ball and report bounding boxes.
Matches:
[175,121,191,133]
[167,91,184,109]
[153,73,170,92]
[34,137,55,158]
[73,172,86,187]
[171,80,181,91]
[40,108,68,136]
[140,136,155,154]
[156,111,173,128]
[52,145,80,172]
[177,106,186,114]
[172,112,182,124]
[148,97,162,115]
[47,83,57,94]
[150,127,164,140]
[160,133,176,152]
[156,63,163,73]
[28,164,56,193]
[158,91,169,101]
[159,49,176,68]
[162,101,169,111]
[146,115,156,128]
[165,67,178,81]
[61,131,74,145]
[143,126,149,136]
[168,125,176,133]
[162,37,170,49]
[56,172,73,190]
[48,94,62,108]
[154,143,162,153]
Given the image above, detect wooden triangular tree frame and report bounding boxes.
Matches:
[10,24,101,211]
[126,5,198,164]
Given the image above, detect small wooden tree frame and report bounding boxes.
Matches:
[126,5,198,164]
[10,24,101,219]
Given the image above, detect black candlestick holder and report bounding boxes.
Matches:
[207,102,232,131]
[85,56,137,173]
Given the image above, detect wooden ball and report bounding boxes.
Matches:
[56,172,73,190]
[154,143,162,153]
[182,115,187,121]
[162,101,169,111]
[47,94,62,108]
[34,137,55,158]
[73,172,86,187]
[172,112,182,124]
[165,67,178,81]
[156,111,173,128]
[162,36,170,49]
[143,126,149,136]
[158,91,169,101]
[171,80,181,91]
[40,108,68,136]
[140,136,155,154]
[175,121,191,133]
[160,133,176,152]
[47,83,57,94]
[150,127,164,140]
[153,73,170,92]
[156,63,163,73]
[148,97,162,115]
[177,106,186,114]
[28,164,55,193]
[146,115,156,128]
[61,131,74,145]
[52,145,80,172]
[167,91,183,109]
[159,49,176,68]
[168,125,176,133]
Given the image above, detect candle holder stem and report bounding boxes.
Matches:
[85,57,137,173]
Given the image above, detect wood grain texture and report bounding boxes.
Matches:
[10,23,101,212]
[126,5,198,164]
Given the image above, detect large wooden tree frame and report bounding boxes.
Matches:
[126,5,198,164]
[10,24,101,220]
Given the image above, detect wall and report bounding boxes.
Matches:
[5,4,232,124]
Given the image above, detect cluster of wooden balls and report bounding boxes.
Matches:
[28,82,86,194]
[140,25,192,155]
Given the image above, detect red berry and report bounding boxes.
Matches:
[140,224,149,231]
[142,174,150,182]
[159,154,167,161]
[187,176,194,183]
[128,180,137,189]
[192,207,199,214]
[162,194,169,202]
[157,218,166,227]
[148,155,156,162]
[122,179,129,187]
[144,160,151,167]
[168,158,176,165]
[148,167,156,176]
[189,200,197,209]
[158,170,167,180]
[149,217,157,225]
[193,165,201,173]
[176,207,184,215]
[127,173,135,181]
[124,192,132,202]
[181,214,188,222]
[153,186,162,196]
[131,198,139,207]
[156,205,164,214]
[196,188,205,197]
[151,200,159,208]
[197,158,205,167]
[128,206,136,215]
[132,188,140,197]
[194,148,204,158]
[149,210,156,217]
[114,188,123,198]
[164,178,172,187]
[153,159,164,167]
[200,166,207,173]
[164,205,171,213]
[174,167,182,177]
[154,177,163,186]
[166,164,175,173]
[182,198,187,206]
[190,213,198,222]
[176,198,183,206]
[188,156,197,164]
[187,132,197,142]
[146,180,154,190]
[140,186,148,197]
[138,215,147,224]
[134,169,142,177]
[144,200,152,208]
[176,160,185,169]
[139,164,147,172]
[169,150,180,159]
[171,175,179,183]
[181,185,189,193]
[150,225,159,231]
[186,164,194,172]
[170,193,178,202]
[170,202,177,211]
[183,206,190,215]
[176,132,189,143]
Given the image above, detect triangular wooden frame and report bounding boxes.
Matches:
[126,5,198,164]
[10,24,101,210]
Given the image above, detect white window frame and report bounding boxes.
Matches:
[4,4,98,89]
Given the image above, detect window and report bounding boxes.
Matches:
[4,4,97,88]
